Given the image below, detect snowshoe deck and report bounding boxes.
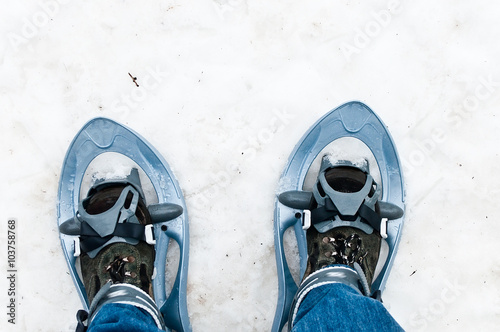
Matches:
[272,102,405,331]
[57,118,191,332]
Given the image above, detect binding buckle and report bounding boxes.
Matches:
[73,237,81,257]
[380,218,388,239]
[302,210,311,230]
[145,224,156,245]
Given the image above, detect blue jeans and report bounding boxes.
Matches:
[88,303,163,332]
[88,283,403,331]
[293,283,404,331]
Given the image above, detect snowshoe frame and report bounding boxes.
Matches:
[272,101,405,331]
[57,117,191,332]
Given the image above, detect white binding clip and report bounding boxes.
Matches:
[145,224,156,245]
[380,218,388,239]
[73,237,81,257]
[302,209,311,230]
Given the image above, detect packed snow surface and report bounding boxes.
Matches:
[2,1,500,331]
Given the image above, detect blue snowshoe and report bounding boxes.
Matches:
[272,102,405,331]
[57,118,191,331]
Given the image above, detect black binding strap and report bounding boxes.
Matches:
[75,310,88,332]
[310,198,381,231]
[357,204,382,231]
[79,222,155,254]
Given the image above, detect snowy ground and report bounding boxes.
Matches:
[1,1,500,331]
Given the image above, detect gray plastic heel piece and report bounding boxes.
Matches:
[82,185,141,258]
[81,185,140,237]
[288,265,362,330]
[314,157,379,216]
[59,184,143,258]
[88,282,165,330]
[60,185,140,237]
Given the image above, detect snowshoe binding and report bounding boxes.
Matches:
[57,118,191,332]
[272,102,405,331]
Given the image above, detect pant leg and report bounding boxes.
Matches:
[88,303,164,332]
[292,283,404,332]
